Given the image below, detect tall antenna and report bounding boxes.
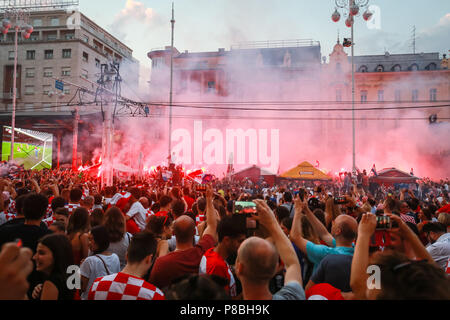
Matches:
[168,2,175,165]
[411,25,416,54]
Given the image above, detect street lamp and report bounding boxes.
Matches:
[1,11,33,161]
[331,0,372,176]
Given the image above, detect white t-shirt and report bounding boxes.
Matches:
[127,201,148,231]
[80,253,120,300]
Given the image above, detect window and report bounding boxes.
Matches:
[409,64,419,71]
[47,34,57,41]
[336,62,342,73]
[336,89,342,102]
[24,103,34,109]
[430,88,437,102]
[412,89,419,102]
[30,33,39,41]
[392,64,402,72]
[44,50,53,59]
[65,33,75,40]
[207,81,216,93]
[63,86,70,95]
[43,85,52,95]
[62,49,71,59]
[26,68,35,78]
[82,52,89,62]
[25,86,34,95]
[82,35,89,43]
[95,59,101,68]
[43,68,53,77]
[395,90,401,102]
[361,90,368,103]
[26,50,35,60]
[81,69,88,79]
[50,18,59,26]
[33,19,42,27]
[376,65,384,72]
[358,65,368,73]
[378,90,384,102]
[8,51,15,60]
[61,67,71,76]
[426,63,437,71]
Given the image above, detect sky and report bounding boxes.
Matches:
[78,0,450,87]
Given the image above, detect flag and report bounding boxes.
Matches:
[410,168,414,175]
[371,164,378,177]
[315,160,320,168]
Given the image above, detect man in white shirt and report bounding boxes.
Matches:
[125,188,148,231]
[423,222,450,270]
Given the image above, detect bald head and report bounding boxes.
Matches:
[333,215,358,241]
[173,215,196,244]
[139,197,149,209]
[236,237,279,284]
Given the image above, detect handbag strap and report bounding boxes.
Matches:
[95,254,111,274]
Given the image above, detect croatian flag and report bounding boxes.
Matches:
[410,168,414,175]
[315,160,320,168]
[371,164,378,177]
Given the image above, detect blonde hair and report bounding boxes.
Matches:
[437,212,450,227]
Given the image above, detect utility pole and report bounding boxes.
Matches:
[168,2,175,165]
[72,106,79,170]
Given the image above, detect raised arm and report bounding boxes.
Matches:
[202,184,218,242]
[350,213,376,300]
[289,195,308,254]
[254,199,302,285]
[303,199,334,246]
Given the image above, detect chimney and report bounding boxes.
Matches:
[218,48,225,53]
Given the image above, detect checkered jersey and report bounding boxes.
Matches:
[0,211,17,225]
[400,214,416,224]
[199,247,236,297]
[45,204,53,219]
[88,272,165,300]
[8,199,16,215]
[65,203,80,215]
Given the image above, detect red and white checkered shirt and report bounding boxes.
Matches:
[42,215,56,227]
[0,211,16,225]
[88,272,165,301]
[8,199,16,215]
[45,204,53,219]
[65,203,80,215]
[400,214,416,224]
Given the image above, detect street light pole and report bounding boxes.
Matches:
[10,25,18,161]
[168,2,175,165]
[331,0,372,176]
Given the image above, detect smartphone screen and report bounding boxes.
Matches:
[233,201,258,230]
[376,215,391,230]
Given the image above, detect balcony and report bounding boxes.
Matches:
[1,91,20,100]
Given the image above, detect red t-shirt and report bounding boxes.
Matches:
[199,247,236,297]
[184,195,195,211]
[155,211,169,217]
[149,234,216,289]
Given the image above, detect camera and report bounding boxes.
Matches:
[233,201,258,230]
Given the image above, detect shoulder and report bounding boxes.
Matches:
[273,281,305,300]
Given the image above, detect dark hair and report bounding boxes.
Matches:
[69,188,83,202]
[281,217,293,231]
[49,221,66,233]
[171,187,182,199]
[90,225,110,255]
[67,207,90,235]
[145,214,173,236]
[54,207,69,217]
[51,196,66,212]
[197,198,206,212]
[422,222,447,234]
[313,208,326,227]
[130,187,141,200]
[126,232,157,264]
[23,193,48,220]
[94,194,103,205]
[218,216,247,242]
[374,251,450,300]
[15,194,27,215]
[166,274,229,300]
[159,195,172,208]
[104,207,126,243]
[90,208,105,228]
[274,206,290,222]
[283,191,293,203]
[38,234,73,279]
[171,200,186,218]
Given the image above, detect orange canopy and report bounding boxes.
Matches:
[280,161,331,180]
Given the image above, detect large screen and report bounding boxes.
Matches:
[2,126,53,170]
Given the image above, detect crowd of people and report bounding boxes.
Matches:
[0,165,449,301]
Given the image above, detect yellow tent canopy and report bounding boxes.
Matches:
[280,161,332,180]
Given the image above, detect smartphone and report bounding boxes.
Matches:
[334,196,347,205]
[376,216,391,230]
[298,188,306,201]
[196,184,207,192]
[233,201,258,230]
